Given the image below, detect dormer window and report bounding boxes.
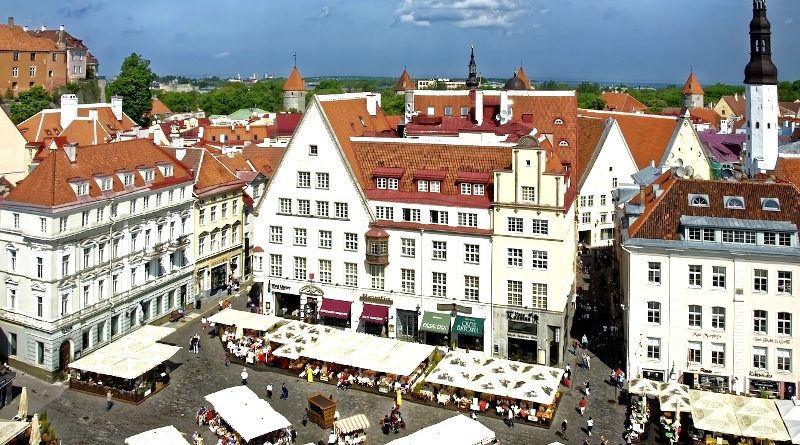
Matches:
[762,198,780,211]
[430,181,441,193]
[558,140,569,147]
[377,178,387,189]
[417,180,428,192]
[473,184,484,196]
[460,183,472,195]
[689,194,709,207]
[388,178,398,190]
[121,173,133,186]
[76,182,89,196]
[142,169,155,183]
[100,177,112,191]
[724,196,745,209]
[157,163,174,178]
[554,118,564,125]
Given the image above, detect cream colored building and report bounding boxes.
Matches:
[0,107,28,184]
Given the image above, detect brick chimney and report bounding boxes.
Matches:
[7,17,13,26]
[57,25,66,50]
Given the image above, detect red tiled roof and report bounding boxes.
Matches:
[455,172,491,183]
[374,220,492,236]
[393,69,414,92]
[0,24,60,51]
[681,72,704,95]
[662,107,721,128]
[773,157,800,187]
[253,246,264,253]
[600,92,647,113]
[271,113,302,138]
[3,139,193,208]
[581,110,677,170]
[372,167,404,178]
[516,67,531,90]
[148,97,173,117]
[413,169,447,181]
[242,146,285,178]
[628,175,800,240]
[576,116,609,183]
[17,105,136,144]
[59,118,112,146]
[29,29,87,50]
[720,95,746,117]
[203,124,269,143]
[283,66,305,92]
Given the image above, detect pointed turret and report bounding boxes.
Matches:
[394,69,414,92]
[466,46,479,90]
[283,66,306,113]
[516,66,531,90]
[744,0,778,85]
[681,71,704,109]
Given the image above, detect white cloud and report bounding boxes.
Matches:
[395,0,524,29]
[785,18,794,25]
[319,6,330,18]
[215,51,230,58]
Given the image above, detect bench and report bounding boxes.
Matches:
[169,310,185,322]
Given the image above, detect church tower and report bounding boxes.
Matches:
[681,70,704,109]
[283,65,306,113]
[466,47,479,90]
[744,0,779,175]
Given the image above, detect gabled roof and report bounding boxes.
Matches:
[228,108,267,121]
[662,107,721,128]
[0,24,60,51]
[697,132,746,164]
[393,69,414,92]
[167,147,245,197]
[148,97,173,117]
[580,110,678,170]
[28,29,87,50]
[17,105,137,143]
[681,71,704,95]
[779,101,800,116]
[243,146,285,178]
[627,175,800,240]
[283,66,305,92]
[270,113,302,138]
[59,118,112,146]
[720,95,746,117]
[600,92,647,113]
[3,139,193,209]
[576,116,610,184]
[516,67,531,90]
[773,157,800,187]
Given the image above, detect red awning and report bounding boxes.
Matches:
[360,304,389,324]
[319,298,352,320]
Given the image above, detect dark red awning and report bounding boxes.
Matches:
[359,304,389,324]
[319,298,351,320]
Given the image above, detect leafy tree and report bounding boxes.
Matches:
[159,91,199,113]
[424,80,449,90]
[703,83,744,106]
[10,86,52,124]
[106,53,158,126]
[537,80,570,91]
[381,89,405,116]
[306,80,344,105]
[778,80,800,102]
[196,80,283,115]
[576,82,601,94]
[578,93,606,110]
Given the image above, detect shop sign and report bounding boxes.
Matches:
[453,316,484,336]
[508,332,536,341]
[506,310,536,323]
[271,283,291,291]
[359,294,393,306]
[753,337,791,345]
[749,370,773,379]
[689,331,723,340]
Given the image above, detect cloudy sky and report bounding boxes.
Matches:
[11,0,800,84]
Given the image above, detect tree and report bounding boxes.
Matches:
[306,80,344,105]
[159,91,199,113]
[10,86,52,124]
[578,93,606,110]
[106,53,157,126]
[381,89,405,116]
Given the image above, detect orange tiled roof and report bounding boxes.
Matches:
[59,118,112,146]
[600,92,647,113]
[202,124,269,144]
[681,71,704,95]
[0,24,60,51]
[779,101,800,116]
[662,107,721,128]
[581,110,677,170]
[243,147,285,178]
[3,139,193,208]
[576,116,609,183]
[148,97,173,117]
[628,175,800,240]
[17,105,137,144]
[720,95,746,117]
[516,67,531,90]
[283,66,305,92]
[393,69,414,92]
[773,157,800,187]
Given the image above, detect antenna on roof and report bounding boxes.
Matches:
[293,52,297,67]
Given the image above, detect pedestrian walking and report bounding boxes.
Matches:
[302,408,309,427]
[201,317,207,330]
[267,383,273,399]
[586,354,591,369]
[578,396,587,416]
[584,380,591,397]
[218,300,224,311]
[506,407,514,428]
[280,383,289,400]
[587,416,594,436]
[106,390,113,411]
[241,368,249,385]
[561,419,568,440]
[581,333,588,349]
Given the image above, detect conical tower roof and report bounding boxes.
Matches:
[516,66,531,90]
[283,66,305,92]
[394,69,414,92]
[681,71,704,95]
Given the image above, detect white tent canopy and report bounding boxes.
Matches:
[386,415,495,445]
[689,390,741,436]
[207,309,283,331]
[69,326,179,379]
[125,425,191,445]
[205,386,291,442]
[0,420,28,445]
[776,400,800,444]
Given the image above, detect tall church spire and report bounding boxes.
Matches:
[466,46,479,90]
[744,0,778,85]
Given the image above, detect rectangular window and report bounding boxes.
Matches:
[221,202,228,218]
[473,184,484,196]
[40,217,46,233]
[198,208,206,225]
[369,265,385,290]
[36,341,44,364]
[402,208,421,222]
[507,248,523,267]
[752,346,767,369]
[7,288,16,310]
[777,349,792,372]
[316,172,329,189]
[269,254,282,277]
[36,296,43,317]
[36,256,43,278]
[293,228,307,246]
[688,227,701,241]
[29,66,36,77]
[432,272,447,297]
[531,219,548,235]
[401,238,415,257]
[646,337,661,359]
[316,201,329,217]
[293,257,306,280]
[460,183,472,195]
[297,171,311,188]
[464,244,480,264]
[388,178,399,190]
[507,280,523,307]
[778,312,792,336]
[432,241,447,260]
[344,233,358,251]
[711,343,725,366]
[309,144,318,156]
[143,196,150,210]
[417,180,428,192]
[9,333,16,356]
[764,232,776,245]
[11,67,18,77]
[581,212,591,224]
[703,229,716,242]
[297,199,310,216]
[462,275,479,301]
[712,306,726,330]
[10,213,18,229]
[754,269,768,293]
[319,259,332,284]
[712,266,726,289]
[210,206,217,222]
[689,304,702,328]
[401,269,415,294]
[600,194,607,206]
[8,250,16,271]
[532,283,548,309]
[647,301,661,324]
[687,341,702,364]
[689,265,702,287]
[279,198,292,214]
[612,177,618,188]
[778,271,792,294]
[779,233,792,246]
[59,217,67,233]
[377,178,387,189]
[722,229,756,244]
[648,262,661,284]
[430,181,440,193]
[429,210,448,224]
[113,274,119,294]
[521,186,535,202]
[531,250,548,270]
[375,206,394,220]
[335,202,349,219]
[600,213,608,223]
[457,212,477,227]
[507,217,523,233]
[753,309,767,334]
[344,262,358,286]
[319,230,332,249]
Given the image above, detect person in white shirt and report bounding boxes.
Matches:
[241,368,248,385]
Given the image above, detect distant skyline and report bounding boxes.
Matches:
[11,0,800,85]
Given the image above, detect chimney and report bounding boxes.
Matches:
[499,90,511,125]
[22,25,28,32]
[365,93,380,116]
[735,93,738,101]
[7,17,13,26]
[171,135,183,148]
[57,25,66,50]
[110,96,123,120]
[176,147,186,160]
[60,94,78,129]
[41,25,46,31]
[245,123,250,132]
[64,143,78,163]
[198,126,204,139]
[639,186,645,204]
[473,90,484,125]
[220,134,226,144]
[650,159,655,168]
[88,109,98,120]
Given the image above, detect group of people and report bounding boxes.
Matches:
[223,330,271,365]
[380,404,405,435]
[190,334,202,354]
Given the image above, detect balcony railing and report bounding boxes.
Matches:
[365,253,389,266]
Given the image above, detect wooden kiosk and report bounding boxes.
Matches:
[307,393,337,429]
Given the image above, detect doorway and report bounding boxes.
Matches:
[58,340,72,375]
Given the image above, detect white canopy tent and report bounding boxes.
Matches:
[207,309,283,331]
[205,386,291,442]
[125,425,191,445]
[69,326,179,379]
[776,399,800,444]
[627,378,660,396]
[689,390,741,436]
[385,415,495,445]
[0,420,28,445]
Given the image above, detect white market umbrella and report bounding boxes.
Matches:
[15,387,28,420]
[28,413,40,445]
[627,378,660,396]
[737,413,790,442]
[125,425,191,445]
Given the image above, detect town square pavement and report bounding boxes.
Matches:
[0,293,629,444]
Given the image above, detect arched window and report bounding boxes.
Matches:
[756,122,760,129]
[725,197,744,209]
[558,140,569,147]
[762,198,780,211]
[554,118,564,125]
[691,196,709,206]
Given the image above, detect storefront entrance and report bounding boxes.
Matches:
[419,311,450,347]
[360,304,389,337]
[59,340,72,374]
[453,315,484,351]
[683,372,729,392]
[211,264,227,291]
[319,298,351,329]
[275,292,300,318]
[508,337,538,364]
[749,378,780,398]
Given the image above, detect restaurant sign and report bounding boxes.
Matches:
[506,311,536,323]
[453,315,484,336]
[359,294,393,306]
